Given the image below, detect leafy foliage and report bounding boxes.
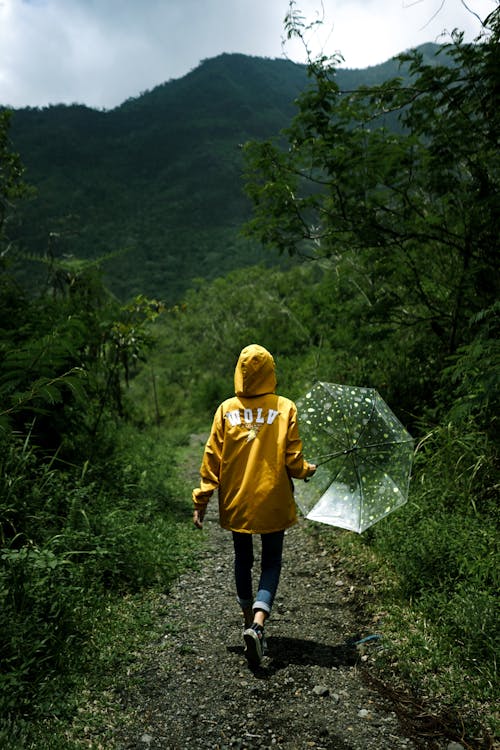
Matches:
[0,426,195,717]
[239,4,499,733]
[0,25,498,745]
[361,421,499,727]
[0,110,28,235]
[441,301,500,435]
[0,112,196,723]
[7,52,434,303]
[244,11,499,366]
[0,247,166,455]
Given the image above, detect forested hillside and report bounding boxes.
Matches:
[1,15,498,750]
[6,48,441,302]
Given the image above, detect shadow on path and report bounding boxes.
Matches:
[228,635,359,676]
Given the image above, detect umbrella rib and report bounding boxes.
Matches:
[317,450,352,481]
[358,449,409,493]
[314,438,413,465]
[314,448,356,466]
[347,451,364,531]
[329,392,379,460]
[341,406,357,451]
[352,396,378,451]
[356,438,414,450]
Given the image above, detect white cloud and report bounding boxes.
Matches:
[0,0,495,109]
[286,0,495,68]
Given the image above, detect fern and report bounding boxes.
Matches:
[442,303,500,429]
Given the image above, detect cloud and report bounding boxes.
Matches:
[286,0,495,68]
[0,0,495,109]
[1,0,297,107]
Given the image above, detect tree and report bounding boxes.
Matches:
[0,116,164,452]
[0,110,28,238]
[243,7,499,359]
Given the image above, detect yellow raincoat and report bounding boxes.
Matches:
[192,344,314,533]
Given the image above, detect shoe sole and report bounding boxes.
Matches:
[243,628,262,665]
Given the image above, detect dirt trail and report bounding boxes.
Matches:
[113,440,444,750]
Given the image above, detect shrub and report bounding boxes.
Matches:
[0,424,196,718]
[371,422,498,690]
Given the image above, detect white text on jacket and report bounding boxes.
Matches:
[225,408,279,427]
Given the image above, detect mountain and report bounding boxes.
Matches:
[7,48,441,303]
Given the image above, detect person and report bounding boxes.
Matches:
[192,344,316,666]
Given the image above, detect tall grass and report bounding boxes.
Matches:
[333,420,499,740]
[0,423,197,737]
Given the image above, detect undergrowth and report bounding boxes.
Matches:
[325,421,499,745]
[0,424,199,749]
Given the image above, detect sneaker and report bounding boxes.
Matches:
[243,623,265,665]
[241,627,267,657]
[261,631,268,657]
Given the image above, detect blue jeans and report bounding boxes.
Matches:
[232,530,285,616]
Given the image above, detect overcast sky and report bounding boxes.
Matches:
[0,0,495,110]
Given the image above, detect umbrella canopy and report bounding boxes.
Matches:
[295,382,414,533]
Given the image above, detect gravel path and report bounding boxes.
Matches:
[112,509,434,748]
[109,438,463,750]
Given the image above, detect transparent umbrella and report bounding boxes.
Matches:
[295,382,414,533]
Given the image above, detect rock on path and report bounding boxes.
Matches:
[113,494,435,750]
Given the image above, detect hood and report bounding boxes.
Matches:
[234,344,277,397]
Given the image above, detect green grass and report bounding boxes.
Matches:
[317,525,498,745]
[315,422,499,745]
[0,425,203,750]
